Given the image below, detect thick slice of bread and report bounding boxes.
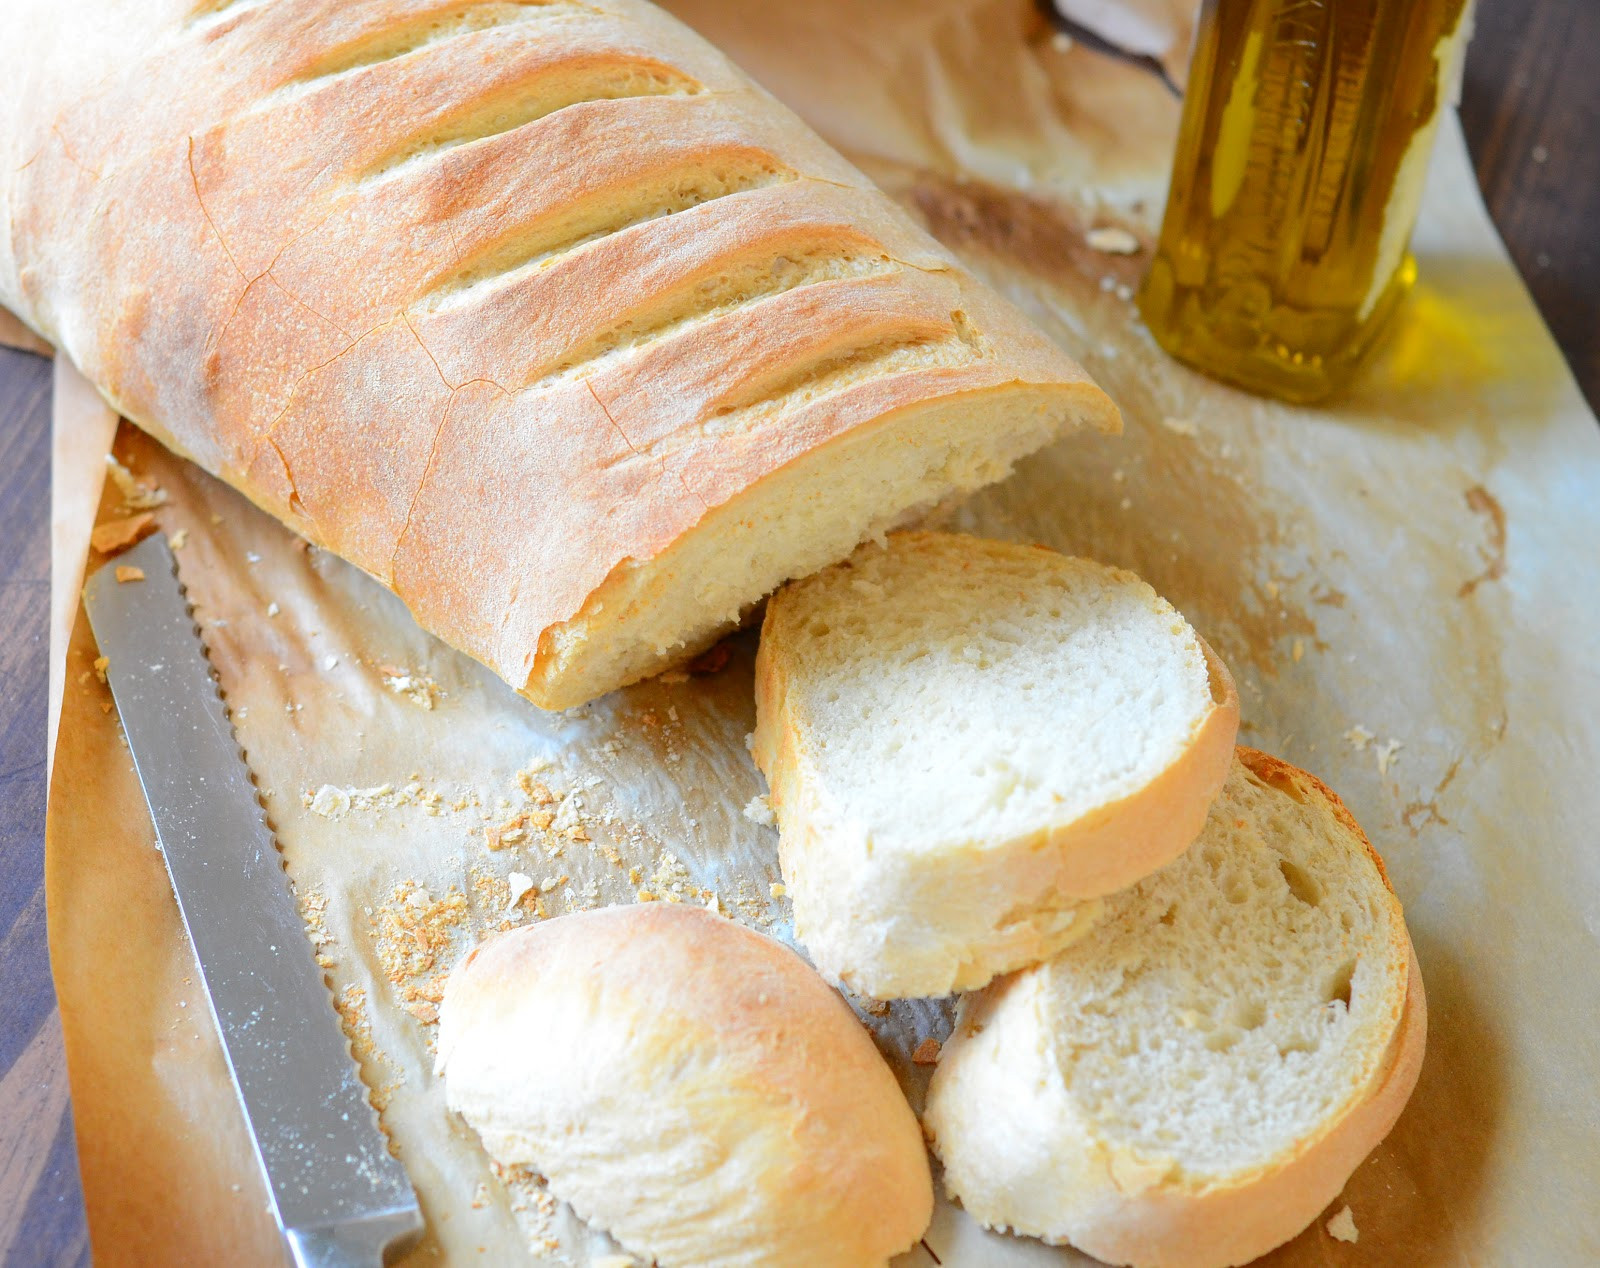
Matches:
[0,0,1119,710]
[924,749,1426,1268]
[436,903,933,1268]
[752,532,1238,999]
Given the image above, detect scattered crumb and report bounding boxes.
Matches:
[471,1182,490,1211]
[1374,738,1403,777]
[90,513,155,553]
[1114,283,1133,302]
[1292,638,1305,663]
[266,601,280,618]
[506,872,535,912]
[384,671,439,710]
[769,882,787,899]
[485,814,528,851]
[1326,1206,1358,1243]
[1344,726,1375,752]
[105,455,167,510]
[1086,225,1140,255]
[657,668,689,684]
[1160,417,1199,437]
[169,528,188,550]
[743,794,775,827]
[912,1038,942,1065]
[704,892,723,915]
[114,565,145,584]
[93,656,109,683]
[865,999,891,1018]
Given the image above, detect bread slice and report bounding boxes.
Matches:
[924,748,1426,1268]
[752,532,1238,999]
[437,903,933,1268]
[0,0,1119,710]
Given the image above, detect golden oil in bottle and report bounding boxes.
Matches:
[1138,0,1474,403]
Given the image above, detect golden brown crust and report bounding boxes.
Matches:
[2,0,1117,706]
[437,903,934,1266]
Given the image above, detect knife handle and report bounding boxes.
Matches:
[286,1207,425,1268]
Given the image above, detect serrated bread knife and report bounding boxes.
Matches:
[84,534,423,1268]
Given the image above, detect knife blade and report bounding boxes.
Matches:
[84,534,423,1268]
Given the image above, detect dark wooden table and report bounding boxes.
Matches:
[0,2,1595,1262]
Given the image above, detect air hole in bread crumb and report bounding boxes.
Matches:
[1204,1028,1240,1052]
[1229,1000,1266,1031]
[1157,904,1178,926]
[1325,958,1356,1008]
[1278,858,1321,907]
[1255,766,1308,803]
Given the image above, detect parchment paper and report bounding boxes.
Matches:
[38,2,1600,1264]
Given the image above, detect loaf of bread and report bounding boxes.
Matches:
[752,532,1238,999]
[0,0,1118,708]
[436,903,933,1267]
[924,749,1426,1268]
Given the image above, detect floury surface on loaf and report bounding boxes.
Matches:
[925,749,1425,1268]
[753,533,1238,999]
[0,0,1119,709]
[436,903,933,1268]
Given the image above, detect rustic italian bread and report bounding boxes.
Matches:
[752,532,1238,999]
[0,0,1119,709]
[436,903,933,1268]
[924,749,1426,1268]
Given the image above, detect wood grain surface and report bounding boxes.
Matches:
[0,2,1594,1262]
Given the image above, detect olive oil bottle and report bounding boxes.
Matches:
[1139,0,1474,403]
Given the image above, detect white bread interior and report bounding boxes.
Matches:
[752,532,1238,999]
[924,748,1426,1268]
[436,903,933,1268]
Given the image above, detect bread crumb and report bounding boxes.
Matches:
[169,528,188,550]
[1086,225,1140,255]
[1344,725,1374,751]
[114,565,145,584]
[769,882,787,899]
[384,671,439,710]
[266,601,280,618]
[1292,638,1305,662]
[506,872,535,912]
[1326,1205,1358,1243]
[743,794,775,827]
[105,455,167,510]
[636,890,657,902]
[704,893,723,915]
[1374,738,1403,776]
[865,999,891,1017]
[91,513,155,553]
[657,668,689,684]
[912,1038,942,1065]
[93,656,109,683]
[1160,417,1199,437]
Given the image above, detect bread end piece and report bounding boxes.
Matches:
[437,904,933,1268]
[925,748,1426,1268]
